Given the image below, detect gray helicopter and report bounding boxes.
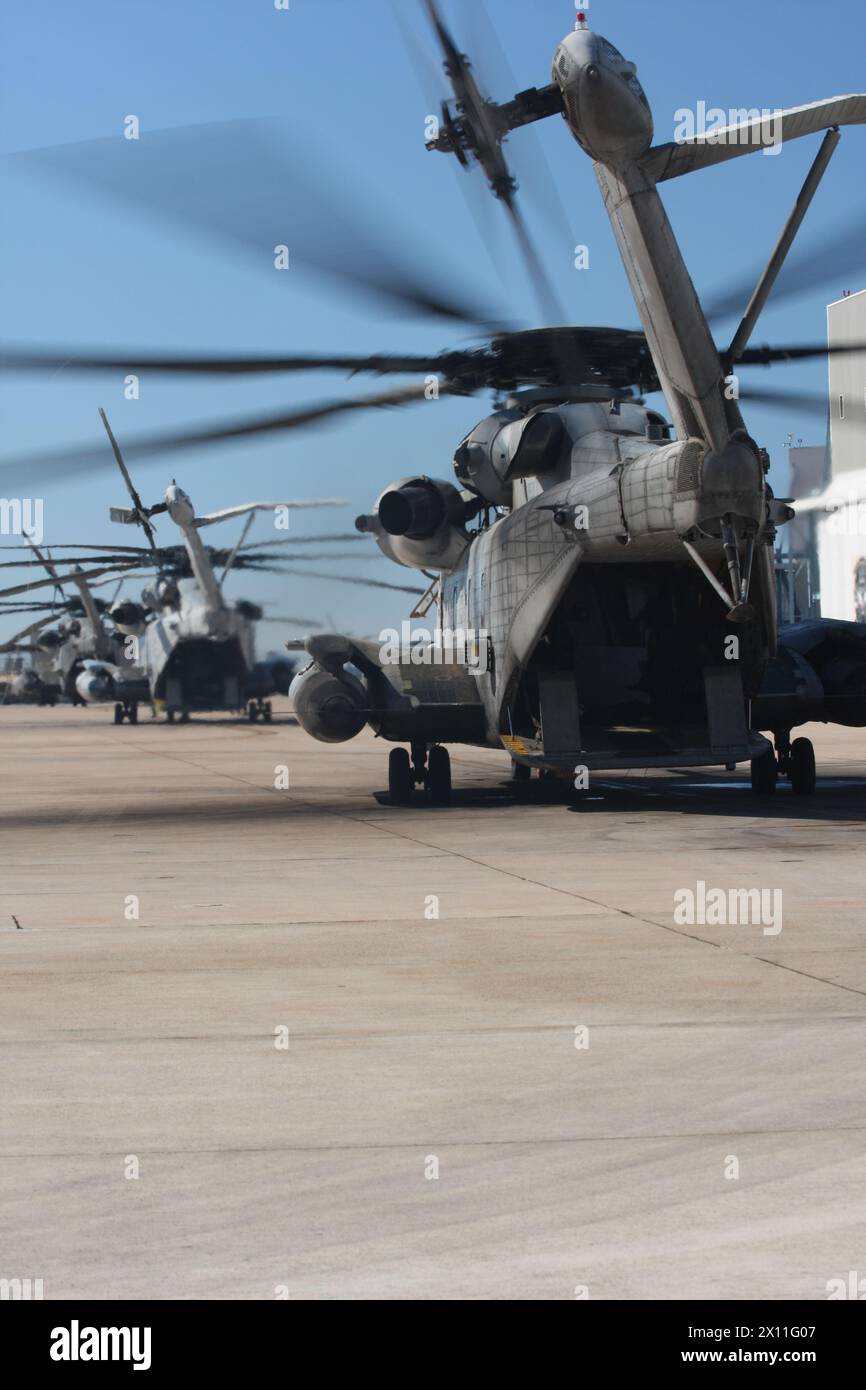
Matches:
[92,411,350,723]
[0,615,64,705]
[3,4,865,795]
[290,4,866,802]
[0,542,148,710]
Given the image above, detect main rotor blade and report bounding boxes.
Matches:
[260,615,324,626]
[502,197,567,328]
[0,553,158,570]
[735,340,866,366]
[703,208,866,323]
[0,348,453,378]
[237,534,367,550]
[0,383,460,482]
[0,562,143,600]
[8,119,501,330]
[737,384,830,416]
[268,567,425,595]
[0,542,154,555]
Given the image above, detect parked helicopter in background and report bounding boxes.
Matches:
[0,540,148,712]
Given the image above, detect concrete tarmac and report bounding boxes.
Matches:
[1,703,865,1300]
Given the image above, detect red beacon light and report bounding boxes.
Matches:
[575,10,589,31]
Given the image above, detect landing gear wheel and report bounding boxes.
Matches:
[263,701,273,723]
[426,745,452,805]
[166,711,175,724]
[113,703,123,725]
[751,749,778,795]
[128,703,138,725]
[388,747,414,805]
[511,759,531,782]
[248,702,259,722]
[180,711,190,724]
[789,737,816,795]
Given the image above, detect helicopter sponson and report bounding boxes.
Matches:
[289,634,486,748]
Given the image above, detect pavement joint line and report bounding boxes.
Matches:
[3,1012,866,1044]
[24,731,866,1009]
[4,1122,866,1160]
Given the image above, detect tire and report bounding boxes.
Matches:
[511,759,531,782]
[166,711,175,724]
[789,737,816,795]
[113,703,123,725]
[263,702,273,723]
[128,703,138,725]
[388,747,414,804]
[427,745,452,805]
[750,749,777,795]
[248,704,259,722]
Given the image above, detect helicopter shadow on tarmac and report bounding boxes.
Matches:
[372,769,866,822]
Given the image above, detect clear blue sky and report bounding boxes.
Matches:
[1,0,864,644]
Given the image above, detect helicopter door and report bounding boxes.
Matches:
[539,671,580,754]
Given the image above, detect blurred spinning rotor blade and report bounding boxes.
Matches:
[268,567,426,596]
[0,348,457,378]
[0,562,143,600]
[420,0,566,326]
[0,542,154,554]
[465,0,574,280]
[260,615,324,627]
[8,120,501,331]
[237,535,366,550]
[735,340,866,366]
[703,208,866,324]
[0,553,157,570]
[391,0,501,274]
[735,384,830,416]
[0,382,460,484]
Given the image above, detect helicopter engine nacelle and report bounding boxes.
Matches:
[75,662,116,705]
[109,600,147,635]
[553,27,653,166]
[289,664,367,744]
[356,476,471,572]
[454,409,567,505]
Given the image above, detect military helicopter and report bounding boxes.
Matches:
[3,4,866,796]
[0,615,64,705]
[0,540,149,712]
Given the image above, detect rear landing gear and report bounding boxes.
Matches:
[388,748,413,804]
[756,733,817,800]
[113,701,139,725]
[426,745,452,805]
[789,737,816,795]
[387,744,452,805]
[750,748,778,795]
[770,729,817,796]
[247,699,272,723]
